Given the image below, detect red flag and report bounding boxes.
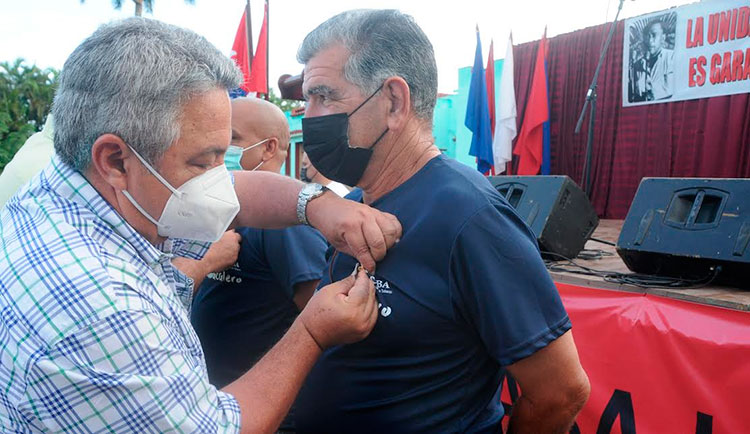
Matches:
[485,40,496,137]
[513,29,549,175]
[246,2,268,94]
[230,10,251,93]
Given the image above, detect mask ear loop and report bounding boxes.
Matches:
[250,160,264,171]
[127,145,183,198]
[346,83,388,151]
[347,83,385,118]
[241,138,271,171]
[363,128,389,150]
[121,190,162,227]
[242,137,271,152]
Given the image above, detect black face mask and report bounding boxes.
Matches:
[299,166,311,183]
[301,84,389,187]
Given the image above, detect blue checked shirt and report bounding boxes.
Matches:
[0,156,241,433]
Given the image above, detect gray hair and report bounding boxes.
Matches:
[297,9,437,120]
[53,17,242,171]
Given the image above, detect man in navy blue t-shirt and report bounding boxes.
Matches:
[294,9,591,433]
[190,97,328,429]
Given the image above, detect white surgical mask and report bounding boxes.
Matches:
[122,146,240,242]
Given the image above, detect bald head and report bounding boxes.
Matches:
[230,97,290,173]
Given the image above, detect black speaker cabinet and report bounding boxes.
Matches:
[616,178,750,287]
[488,175,599,259]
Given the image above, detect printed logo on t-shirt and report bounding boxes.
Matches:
[379,303,392,317]
[371,275,393,317]
[207,270,243,284]
[370,275,392,294]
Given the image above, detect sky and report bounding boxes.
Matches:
[0,0,696,94]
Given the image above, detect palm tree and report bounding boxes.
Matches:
[80,0,196,17]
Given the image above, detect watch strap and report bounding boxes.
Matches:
[296,183,326,225]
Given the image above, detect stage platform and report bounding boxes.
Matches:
[548,219,750,312]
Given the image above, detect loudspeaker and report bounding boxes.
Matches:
[488,175,599,259]
[616,178,750,286]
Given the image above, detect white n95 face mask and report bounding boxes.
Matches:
[122,145,240,243]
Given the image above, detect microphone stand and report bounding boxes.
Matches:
[574,0,625,195]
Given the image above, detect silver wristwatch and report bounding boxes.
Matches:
[296,183,328,225]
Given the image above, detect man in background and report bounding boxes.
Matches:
[0,116,54,207]
[190,97,328,430]
[300,151,351,197]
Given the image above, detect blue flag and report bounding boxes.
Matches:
[229,88,248,99]
[465,30,494,174]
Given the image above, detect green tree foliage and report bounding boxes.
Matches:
[0,59,58,171]
[267,88,303,113]
[80,0,195,17]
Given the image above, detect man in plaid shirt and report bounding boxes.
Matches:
[0,18,400,433]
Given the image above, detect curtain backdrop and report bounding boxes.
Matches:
[511,21,750,219]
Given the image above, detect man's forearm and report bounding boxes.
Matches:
[504,330,590,434]
[221,318,322,434]
[507,393,585,434]
[232,171,303,229]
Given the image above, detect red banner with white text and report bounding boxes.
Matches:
[501,283,750,433]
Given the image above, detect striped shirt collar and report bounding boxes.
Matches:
[46,154,167,267]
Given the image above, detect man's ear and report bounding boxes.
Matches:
[383,76,411,131]
[89,134,131,190]
[262,137,279,160]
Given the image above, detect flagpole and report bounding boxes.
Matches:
[574,0,625,195]
[508,31,514,176]
[264,0,269,101]
[246,0,255,82]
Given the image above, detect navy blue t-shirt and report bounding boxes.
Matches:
[295,154,571,433]
[190,225,327,388]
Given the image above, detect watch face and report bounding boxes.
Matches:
[306,183,323,196]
